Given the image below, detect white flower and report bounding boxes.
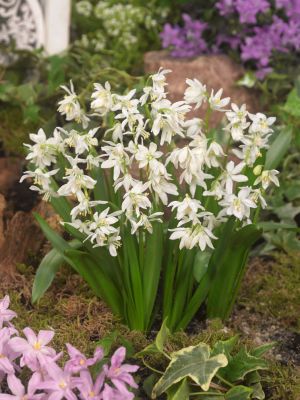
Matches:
[101,142,130,181]
[169,195,203,220]
[219,187,257,220]
[148,171,178,205]
[226,103,248,124]
[114,173,138,192]
[208,88,230,111]
[170,220,217,251]
[122,182,151,217]
[25,129,57,168]
[151,99,190,145]
[254,169,279,190]
[222,161,248,194]
[91,82,113,115]
[251,188,267,209]
[203,180,225,200]
[58,81,88,127]
[105,123,123,143]
[111,89,139,114]
[107,232,122,256]
[134,142,163,169]
[184,118,204,138]
[65,128,98,155]
[70,199,107,219]
[20,168,59,201]
[58,159,96,200]
[65,219,92,235]
[184,78,207,109]
[249,113,276,135]
[205,141,225,168]
[151,68,171,95]
[89,208,120,237]
[129,212,163,234]
[225,120,250,141]
[76,1,92,17]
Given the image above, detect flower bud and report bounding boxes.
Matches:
[253,165,263,176]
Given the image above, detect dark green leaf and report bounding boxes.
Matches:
[193,250,211,282]
[220,349,268,382]
[32,239,81,303]
[225,386,253,400]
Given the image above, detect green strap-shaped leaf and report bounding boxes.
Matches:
[143,221,163,327]
[265,128,292,170]
[32,239,81,303]
[152,344,228,397]
[64,249,122,316]
[34,212,73,254]
[207,223,262,319]
[155,319,170,353]
[225,386,253,400]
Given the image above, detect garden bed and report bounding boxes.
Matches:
[0,248,299,399]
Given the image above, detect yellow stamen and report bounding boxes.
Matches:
[33,342,41,350]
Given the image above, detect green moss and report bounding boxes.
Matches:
[262,362,300,399]
[239,253,300,329]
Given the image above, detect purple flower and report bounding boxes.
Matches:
[0,296,17,328]
[216,0,237,16]
[65,344,104,374]
[236,0,270,24]
[37,361,76,400]
[0,374,43,400]
[9,328,56,370]
[160,14,208,58]
[74,370,105,400]
[103,347,138,397]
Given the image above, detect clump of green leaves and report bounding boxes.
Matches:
[140,321,273,399]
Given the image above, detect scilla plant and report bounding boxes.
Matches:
[22,70,279,332]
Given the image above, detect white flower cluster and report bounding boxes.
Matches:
[22,70,279,256]
[75,1,167,51]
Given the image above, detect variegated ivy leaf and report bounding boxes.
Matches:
[166,378,189,400]
[219,348,268,382]
[152,343,228,398]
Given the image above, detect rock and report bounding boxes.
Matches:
[144,51,259,126]
[0,200,61,278]
[0,157,23,196]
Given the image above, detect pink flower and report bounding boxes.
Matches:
[65,344,103,373]
[0,328,15,377]
[37,361,76,400]
[74,370,105,400]
[0,296,17,328]
[0,374,43,400]
[101,383,133,400]
[9,328,56,370]
[103,347,138,397]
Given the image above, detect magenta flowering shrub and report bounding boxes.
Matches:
[0,296,139,399]
[160,0,300,78]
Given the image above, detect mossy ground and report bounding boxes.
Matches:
[1,251,299,399]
